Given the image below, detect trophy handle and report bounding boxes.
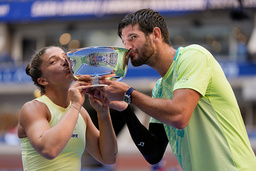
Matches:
[73,75,79,81]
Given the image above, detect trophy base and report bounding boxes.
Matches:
[90,84,108,88]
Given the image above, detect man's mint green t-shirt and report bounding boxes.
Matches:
[151,44,256,171]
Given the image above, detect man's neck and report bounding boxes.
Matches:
[151,45,176,77]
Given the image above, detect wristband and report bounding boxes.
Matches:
[123,87,135,104]
[71,104,81,112]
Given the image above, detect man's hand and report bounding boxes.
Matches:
[108,101,128,112]
[99,79,130,101]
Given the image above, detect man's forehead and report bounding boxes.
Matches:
[121,24,140,37]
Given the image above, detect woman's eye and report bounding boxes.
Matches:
[50,59,58,64]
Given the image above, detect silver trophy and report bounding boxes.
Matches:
[67,46,129,87]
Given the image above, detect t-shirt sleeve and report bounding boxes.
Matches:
[150,116,162,123]
[173,48,212,97]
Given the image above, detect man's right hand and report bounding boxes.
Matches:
[108,101,128,112]
[99,78,130,101]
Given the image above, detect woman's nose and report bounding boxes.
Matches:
[61,57,68,66]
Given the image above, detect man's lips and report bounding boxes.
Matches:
[128,51,135,59]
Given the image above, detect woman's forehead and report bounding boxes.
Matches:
[43,47,64,59]
[45,47,64,55]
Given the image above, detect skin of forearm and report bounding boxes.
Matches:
[131,90,187,129]
[97,110,118,164]
[37,106,80,159]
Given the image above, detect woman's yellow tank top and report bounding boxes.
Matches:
[20,95,86,171]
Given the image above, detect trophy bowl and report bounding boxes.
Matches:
[67,46,129,87]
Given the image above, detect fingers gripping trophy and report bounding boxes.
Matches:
[67,46,129,87]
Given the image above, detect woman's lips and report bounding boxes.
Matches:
[65,67,71,74]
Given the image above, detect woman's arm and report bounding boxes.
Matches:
[18,81,89,159]
[84,90,117,165]
[19,100,81,159]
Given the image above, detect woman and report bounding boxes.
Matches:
[17,46,117,171]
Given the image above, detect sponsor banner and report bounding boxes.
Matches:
[0,0,255,23]
[0,65,31,84]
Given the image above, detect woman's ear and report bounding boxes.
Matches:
[37,78,49,86]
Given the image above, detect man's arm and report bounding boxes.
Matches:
[100,80,200,129]
[121,106,168,164]
[131,88,200,129]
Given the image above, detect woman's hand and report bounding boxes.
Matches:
[88,88,109,113]
[87,86,129,112]
[68,80,91,107]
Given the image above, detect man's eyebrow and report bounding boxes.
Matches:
[124,33,137,41]
[128,33,136,37]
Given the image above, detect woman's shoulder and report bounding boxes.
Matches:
[22,99,46,110]
[20,99,50,121]
[18,100,51,138]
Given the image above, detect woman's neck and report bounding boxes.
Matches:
[44,88,70,108]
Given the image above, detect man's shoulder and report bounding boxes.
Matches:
[182,44,205,52]
[181,44,211,55]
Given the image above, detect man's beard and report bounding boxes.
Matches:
[131,36,155,67]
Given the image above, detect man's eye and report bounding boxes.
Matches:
[130,36,136,40]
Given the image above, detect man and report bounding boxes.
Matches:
[99,8,256,171]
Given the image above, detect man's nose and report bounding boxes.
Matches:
[125,42,133,50]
